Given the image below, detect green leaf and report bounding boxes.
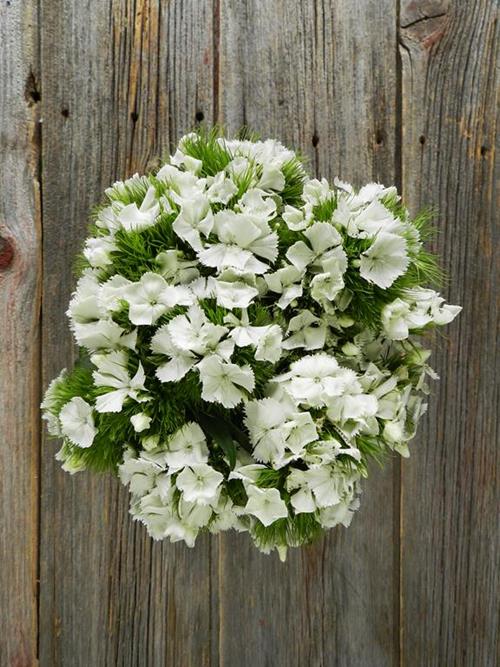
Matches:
[198,414,237,469]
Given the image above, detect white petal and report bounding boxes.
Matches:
[290,487,316,514]
[150,326,176,355]
[156,356,195,382]
[258,164,285,191]
[215,280,259,309]
[129,303,164,326]
[130,363,146,390]
[95,388,128,413]
[286,241,314,271]
[162,284,195,309]
[140,272,167,297]
[304,221,341,253]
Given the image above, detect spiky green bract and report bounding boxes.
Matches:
[107,223,175,282]
[181,127,233,176]
[106,175,150,206]
[251,513,325,551]
[280,158,308,206]
[313,194,337,221]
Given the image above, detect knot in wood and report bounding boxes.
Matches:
[0,236,15,270]
[400,2,449,50]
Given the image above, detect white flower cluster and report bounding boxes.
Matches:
[42,131,460,557]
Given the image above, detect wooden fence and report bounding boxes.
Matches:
[1,1,498,665]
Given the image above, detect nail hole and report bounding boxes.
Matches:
[375,130,384,145]
[25,71,40,105]
[480,145,488,156]
[61,108,70,118]
[312,134,320,147]
[195,110,204,122]
[278,98,285,107]
[419,135,426,145]
[130,111,139,123]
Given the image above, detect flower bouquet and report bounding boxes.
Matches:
[42,129,460,557]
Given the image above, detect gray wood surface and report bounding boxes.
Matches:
[0,2,41,665]
[399,2,499,664]
[0,0,498,665]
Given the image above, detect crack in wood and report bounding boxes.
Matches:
[400,11,448,29]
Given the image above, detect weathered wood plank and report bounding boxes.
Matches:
[218,2,400,665]
[28,1,499,663]
[39,1,217,665]
[0,2,41,665]
[399,1,499,664]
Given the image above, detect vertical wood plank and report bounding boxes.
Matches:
[0,1,41,665]
[39,1,217,665]
[218,2,400,665]
[399,1,499,664]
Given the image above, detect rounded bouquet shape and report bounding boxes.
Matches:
[42,129,460,557]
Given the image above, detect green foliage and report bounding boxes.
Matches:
[47,365,95,412]
[401,247,444,288]
[225,478,248,506]
[256,467,285,489]
[355,434,390,467]
[236,126,260,142]
[380,192,407,220]
[48,373,140,473]
[107,212,183,281]
[57,437,124,473]
[198,413,238,469]
[196,402,252,456]
[198,299,228,325]
[247,303,275,326]
[313,194,337,221]
[181,126,233,176]
[232,162,259,201]
[280,158,307,206]
[105,175,150,206]
[409,208,437,238]
[73,251,91,276]
[251,512,324,550]
[145,376,199,439]
[273,215,302,261]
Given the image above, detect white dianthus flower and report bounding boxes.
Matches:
[244,486,288,526]
[197,355,255,408]
[176,463,224,506]
[124,272,194,326]
[59,397,97,448]
[92,350,148,413]
[359,232,409,288]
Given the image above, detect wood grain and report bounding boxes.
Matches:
[218,2,400,665]
[39,1,216,665]
[399,1,499,665]
[0,1,41,665]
